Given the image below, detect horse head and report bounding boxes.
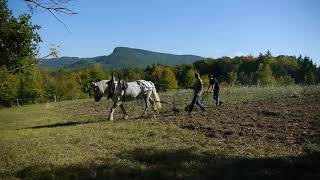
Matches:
[92,80,110,102]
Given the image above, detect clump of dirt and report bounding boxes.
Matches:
[158,95,320,150]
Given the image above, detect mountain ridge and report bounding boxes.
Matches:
[40,47,204,69]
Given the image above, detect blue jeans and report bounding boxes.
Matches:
[213,93,222,107]
[188,95,206,113]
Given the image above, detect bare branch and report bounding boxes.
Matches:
[24,0,77,15]
[9,53,53,72]
[47,8,71,32]
[23,0,77,31]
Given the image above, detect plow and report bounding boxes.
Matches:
[142,89,215,115]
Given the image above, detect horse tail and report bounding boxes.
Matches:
[152,88,161,110]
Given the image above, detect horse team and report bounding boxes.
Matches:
[92,73,222,120]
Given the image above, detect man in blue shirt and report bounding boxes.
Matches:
[208,74,223,108]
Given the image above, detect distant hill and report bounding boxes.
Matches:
[40,47,204,69]
[40,57,82,69]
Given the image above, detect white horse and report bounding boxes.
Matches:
[92,76,161,121]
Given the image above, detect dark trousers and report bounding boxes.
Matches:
[188,95,206,113]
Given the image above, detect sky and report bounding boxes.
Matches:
[8,0,320,64]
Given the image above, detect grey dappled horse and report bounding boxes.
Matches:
[92,77,161,121]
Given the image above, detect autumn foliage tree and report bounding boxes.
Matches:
[152,65,178,90]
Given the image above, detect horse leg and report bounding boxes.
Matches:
[143,96,151,116]
[109,103,119,121]
[120,104,128,120]
[149,97,159,113]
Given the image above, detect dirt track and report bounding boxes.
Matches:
[159,94,320,151]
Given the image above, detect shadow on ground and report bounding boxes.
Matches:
[13,148,320,180]
[22,119,106,129]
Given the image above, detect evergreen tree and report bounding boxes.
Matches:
[257,64,277,86]
[265,50,272,57]
[304,71,316,85]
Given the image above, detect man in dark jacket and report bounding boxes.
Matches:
[188,72,206,114]
[208,74,223,108]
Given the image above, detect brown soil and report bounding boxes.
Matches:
[159,95,320,150]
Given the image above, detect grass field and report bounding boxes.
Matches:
[0,86,320,179]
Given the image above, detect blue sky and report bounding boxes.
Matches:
[9,0,320,64]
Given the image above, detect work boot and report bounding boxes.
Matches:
[219,101,224,107]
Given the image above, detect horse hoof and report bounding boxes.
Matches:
[124,115,128,120]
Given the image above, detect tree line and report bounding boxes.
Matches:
[0,0,319,106]
[3,52,319,106]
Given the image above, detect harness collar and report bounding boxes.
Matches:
[107,80,115,99]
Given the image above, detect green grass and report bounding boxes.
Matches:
[220,85,320,104]
[0,85,319,179]
[0,103,61,130]
[0,121,212,178]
